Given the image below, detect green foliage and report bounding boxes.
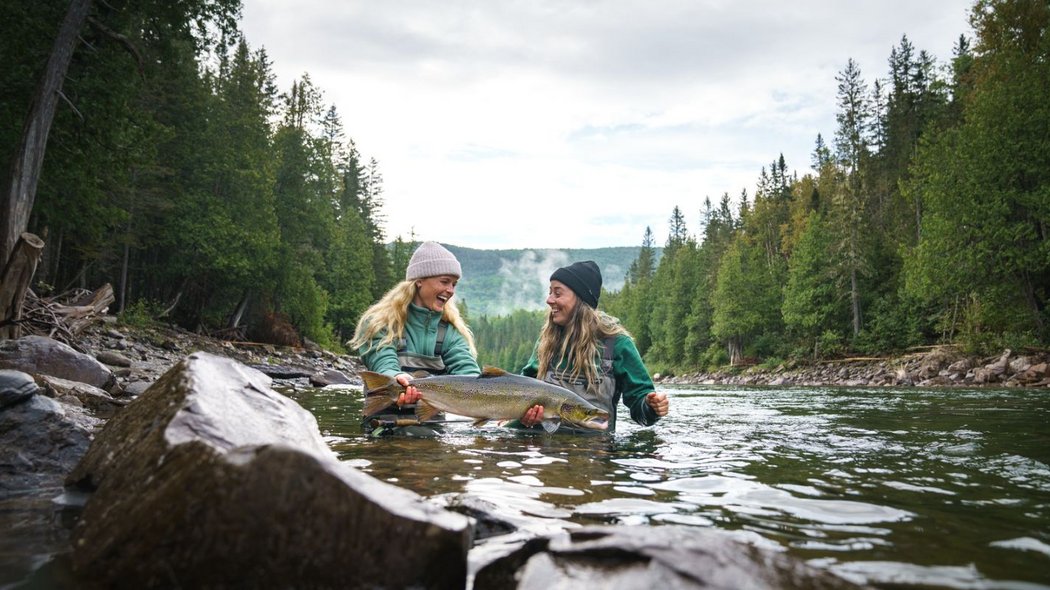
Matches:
[473,309,545,371]
[119,299,165,329]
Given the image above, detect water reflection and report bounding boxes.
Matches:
[288,383,1050,590]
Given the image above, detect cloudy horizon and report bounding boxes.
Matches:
[240,0,974,250]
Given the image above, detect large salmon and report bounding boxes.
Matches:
[361,367,609,433]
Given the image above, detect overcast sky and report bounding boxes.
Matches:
[239,1,974,250]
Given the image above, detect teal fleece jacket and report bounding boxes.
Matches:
[521,333,659,427]
[359,303,480,376]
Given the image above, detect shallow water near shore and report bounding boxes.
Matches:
[2,384,1048,589]
[291,383,1050,589]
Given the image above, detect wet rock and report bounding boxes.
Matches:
[0,335,114,390]
[473,526,868,589]
[121,380,152,397]
[0,369,39,409]
[309,368,354,387]
[67,352,470,589]
[1,394,100,492]
[248,362,314,379]
[35,374,127,418]
[95,350,133,368]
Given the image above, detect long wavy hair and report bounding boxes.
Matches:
[349,280,477,358]
[536,301,628,393]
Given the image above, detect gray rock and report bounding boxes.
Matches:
[309,368,354,387]
[67,352,470,589]
[248,363,313,379]
[0,335,114,390]
[474,525,868,589]
[1,395,100,492]
[35,374,127,418]
[0,369,39,409]
[95,350,133,368]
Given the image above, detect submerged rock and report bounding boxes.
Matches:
[473,526,869,590]
[67,352,471,589]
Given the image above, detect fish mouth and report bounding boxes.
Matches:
[580,414,609,431]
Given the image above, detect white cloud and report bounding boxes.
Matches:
[241,0,974,248]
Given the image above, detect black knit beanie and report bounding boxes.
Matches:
[550,261,602,308]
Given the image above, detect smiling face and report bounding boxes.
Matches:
[413,275,458,312]
[546,279,578,326]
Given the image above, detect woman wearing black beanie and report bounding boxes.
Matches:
[516,261,669,432]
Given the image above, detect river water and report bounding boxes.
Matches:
[288,384,1050,590]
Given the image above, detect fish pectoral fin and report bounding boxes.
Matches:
[540,418,560,433]
[480,366,508,377]
[415,400,441,422]
[472,418,489,427]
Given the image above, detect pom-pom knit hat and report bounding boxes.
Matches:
[550,261,602,308]
[406,242,462,280]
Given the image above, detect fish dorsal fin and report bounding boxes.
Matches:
[415,400,441,422]
[480,366,508,377]
[411,370,430,379]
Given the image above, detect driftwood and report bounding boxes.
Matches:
[18,284,114,352]
[0,232,45,339]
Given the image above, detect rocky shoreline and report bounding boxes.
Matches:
[43,317,1050,394]
[660,348,1050,390]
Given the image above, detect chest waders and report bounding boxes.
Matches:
[541,337,618,433]
[365,322,449,437]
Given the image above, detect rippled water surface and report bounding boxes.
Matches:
[290,384,1050,589]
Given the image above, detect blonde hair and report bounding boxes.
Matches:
[349,280,477,358]
[536,303,628,393]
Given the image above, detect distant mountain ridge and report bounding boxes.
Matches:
[443,244,656,317]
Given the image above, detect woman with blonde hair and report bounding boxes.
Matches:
[517,261,668,432]
[350,241,479,435]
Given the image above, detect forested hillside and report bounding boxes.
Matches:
[446,245,653,317]
[3,1,1046,372]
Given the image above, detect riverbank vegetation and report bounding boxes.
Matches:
[595,0,1050,373]
[3,1,1047,373]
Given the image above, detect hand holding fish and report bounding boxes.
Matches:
[646,392,669,417]
[520,404,544,428]
[395,373,421,405]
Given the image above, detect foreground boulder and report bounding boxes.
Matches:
[66,352,471,589]
[473,526,868,589]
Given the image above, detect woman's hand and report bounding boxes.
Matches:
[520,404,544,428]
[395,373,422,405]
[646,392,669,417]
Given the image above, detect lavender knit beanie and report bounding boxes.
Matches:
[406,242,462,280]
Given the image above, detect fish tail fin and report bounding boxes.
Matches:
[415,399,441,422]
[361,371,402,416]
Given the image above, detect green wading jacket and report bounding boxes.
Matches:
[359,303,480,377]
[521,333,659,429]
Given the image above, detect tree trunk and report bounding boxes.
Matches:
[727,336,743,366]
[0,0,93,265]
[227,290,251,330]
[850,269,861,338]
[0,233,45,339]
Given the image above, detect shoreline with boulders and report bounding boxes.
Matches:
[658,348,1050,390]
[29,317,1050,395]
